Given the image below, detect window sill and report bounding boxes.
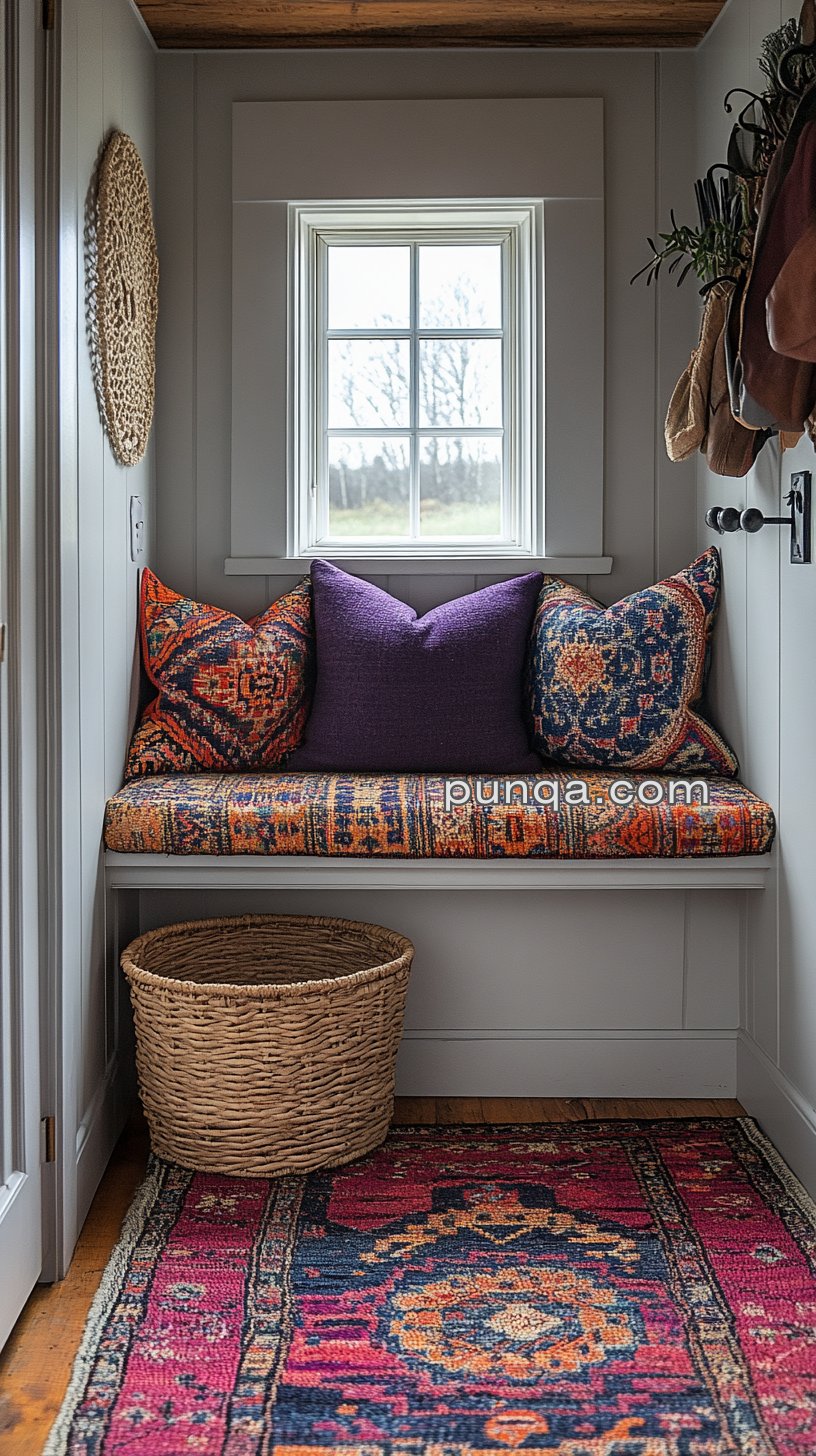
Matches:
[224,555,614,577]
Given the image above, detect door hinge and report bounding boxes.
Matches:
[41,1116,56,1164]
[0,625,6,664]
[43,0,57,30]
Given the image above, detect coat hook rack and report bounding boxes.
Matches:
[705,470,811,562]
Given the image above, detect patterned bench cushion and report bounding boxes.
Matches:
[104,772,775,859]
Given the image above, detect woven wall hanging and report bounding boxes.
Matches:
[88,131,159,467]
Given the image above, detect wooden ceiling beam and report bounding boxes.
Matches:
[134,2,727,50]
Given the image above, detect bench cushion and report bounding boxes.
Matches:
[104,772,775,859]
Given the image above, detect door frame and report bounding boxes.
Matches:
[38,0,85,1283]
[0,0,45,1343]
[37,0,133,1282]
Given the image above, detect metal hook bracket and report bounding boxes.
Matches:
[705,472,811,563]
[787,470,811,563]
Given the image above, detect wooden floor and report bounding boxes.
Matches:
[0,1097,743,1455]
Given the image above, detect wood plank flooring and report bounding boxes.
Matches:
[0,1097,743,1455]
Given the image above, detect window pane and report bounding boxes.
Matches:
[419,437,502,537]
[419,244,502,329]
[419,338,502,428]
[327,437,411,538]
[328,245,410,329]
[328,339,410,429]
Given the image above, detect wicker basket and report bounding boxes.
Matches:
[121,914,414,1176]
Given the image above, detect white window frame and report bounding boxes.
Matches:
[229,97,610,577]
[291,203,537,560]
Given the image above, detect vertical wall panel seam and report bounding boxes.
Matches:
[740,887,749,1043]
[101,0,110,1074]
[743,450,751,1038]
[773,3,783,1073]
[652,51,661,583]
[775,450,782,1067]
[193,56,199,596]
[72,3,84,1139]
[681,889,689,1030]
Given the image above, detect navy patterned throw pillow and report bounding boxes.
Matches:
[527,548,738,775]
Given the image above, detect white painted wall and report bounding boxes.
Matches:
[47,0,156,1276]
[695,0,816,1194]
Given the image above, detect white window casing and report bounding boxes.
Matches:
[229,98,610,576]
[292,204,536,558]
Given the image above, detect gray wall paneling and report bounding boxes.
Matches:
[696,0,816,1193]
[51,0,156,1275]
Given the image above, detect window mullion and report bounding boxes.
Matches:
[409,241,420,542]
[326,427,504,438]
[501,234,512,546]
[314,236,329,547]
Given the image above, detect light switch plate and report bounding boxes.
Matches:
[130,495,145,562]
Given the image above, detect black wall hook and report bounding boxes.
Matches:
[705,506,741,533]
[739,507,789,531]
[704,471,811,563]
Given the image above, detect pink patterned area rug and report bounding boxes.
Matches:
[45,1119,816,1455]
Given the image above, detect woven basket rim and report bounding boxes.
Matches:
[120,913,414,1000]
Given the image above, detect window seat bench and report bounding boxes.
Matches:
[103,770,775,890]
[103,770,773,1098]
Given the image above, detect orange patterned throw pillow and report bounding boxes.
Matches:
[125,570,314,776]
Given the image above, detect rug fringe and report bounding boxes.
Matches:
[738,1115,816,1230]
[42,1156,167,1456]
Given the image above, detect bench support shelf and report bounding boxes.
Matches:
[105,852,771,892]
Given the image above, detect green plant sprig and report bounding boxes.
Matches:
[631,209,751,291]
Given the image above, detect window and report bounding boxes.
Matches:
[291,205,538,558]
[230,97,607,575]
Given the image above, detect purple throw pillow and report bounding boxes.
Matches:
[290,560,543,772]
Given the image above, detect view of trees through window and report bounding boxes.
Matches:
[323,241,505,541]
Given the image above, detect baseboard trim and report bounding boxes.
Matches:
[74,1057,129,1238]
[396,1032,736,1097]
[737,1032,816,1199]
